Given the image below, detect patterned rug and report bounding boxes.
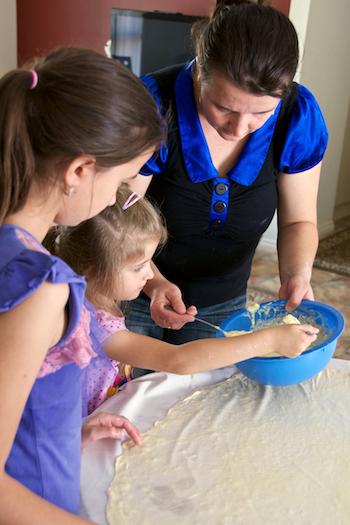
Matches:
[313,227,350,276]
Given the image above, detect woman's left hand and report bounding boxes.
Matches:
[279,274,314,312]
[82,412,142,448]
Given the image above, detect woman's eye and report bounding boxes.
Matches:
[258,110,273,118]
[217,106,230,113]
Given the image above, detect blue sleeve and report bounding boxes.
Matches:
[140,74,169,176]
[279,84,328,174]
[0,250,86,342]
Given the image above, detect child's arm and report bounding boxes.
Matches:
[0,282,94,525]
[103,324,318,375]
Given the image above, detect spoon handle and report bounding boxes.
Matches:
[194,316,227,336]
[163,305,227,336]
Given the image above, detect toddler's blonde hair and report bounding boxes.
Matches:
[50,184,167,310]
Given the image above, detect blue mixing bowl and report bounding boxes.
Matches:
[218,299,345,386]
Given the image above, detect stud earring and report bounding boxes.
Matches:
[64,186,76,197]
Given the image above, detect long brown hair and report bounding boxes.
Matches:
[0,47,165,224]
[49,185,167,311]
[192,0,299,97]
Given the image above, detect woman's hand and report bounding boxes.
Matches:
[279,273,314,312]
[143,261,197,329]
[82,412,142,448]
[149,281,197,330]
[259,324,319,358]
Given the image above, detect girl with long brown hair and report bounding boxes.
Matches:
[0,47,164,523]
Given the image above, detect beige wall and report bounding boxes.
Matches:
[289,0,311,82]
[335,103,350,220]
[262,0,350,247]
[0,0,17,75]
[300,0,350,236]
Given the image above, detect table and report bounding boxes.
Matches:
[80,360,350,525]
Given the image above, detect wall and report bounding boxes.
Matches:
[300,0,350,237]
[17,0,290,64]
[0,0,17,75]
[17,0,113,64]
[288,0,311,82]
[262,0,350,247]
[334,103,350,220]
[111,0,291,16]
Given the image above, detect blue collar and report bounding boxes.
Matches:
[175,61,282,186]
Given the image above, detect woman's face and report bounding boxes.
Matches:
[57,149,153,226]
[197,72,281,141]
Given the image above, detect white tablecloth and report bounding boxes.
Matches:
[80,359,350,525]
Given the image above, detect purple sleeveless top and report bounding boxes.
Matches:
[0,224,96,514]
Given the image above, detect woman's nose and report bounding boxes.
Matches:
[229,113,250,137]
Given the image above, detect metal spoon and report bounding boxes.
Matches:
[164,305,229,336]
[193,316,229,337]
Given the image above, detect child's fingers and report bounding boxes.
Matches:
[82,426,126,447]
[82,413,142,447]
[106,414,142,446]
[298,324,319,336]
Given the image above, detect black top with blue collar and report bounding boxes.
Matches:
[140,62,328,308]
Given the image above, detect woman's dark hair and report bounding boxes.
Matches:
[192,0,299,97]
[47,184,167,311]
[0,47,165,224]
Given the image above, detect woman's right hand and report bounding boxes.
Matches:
[258,324,319,358]
[149,281,197,330]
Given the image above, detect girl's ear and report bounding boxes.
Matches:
[63,156,96,191]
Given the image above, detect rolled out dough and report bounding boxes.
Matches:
[107,369,350,525]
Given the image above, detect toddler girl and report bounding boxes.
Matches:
[54,186,319,415]
[0,47,164,523]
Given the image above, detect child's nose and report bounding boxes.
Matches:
[146,266,154,280]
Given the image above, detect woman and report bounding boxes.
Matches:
[126,0,328,345]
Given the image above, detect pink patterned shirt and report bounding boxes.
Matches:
[85,310,128,414]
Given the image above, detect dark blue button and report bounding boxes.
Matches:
[211,219,222,228]
[213,201,227,213]
[215,182,228,195]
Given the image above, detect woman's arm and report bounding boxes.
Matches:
[277,162,321,311]
[0,282,94,525]
[103,323,318,375]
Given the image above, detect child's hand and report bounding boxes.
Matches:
[82,412,142,448]
[259,324,319,358]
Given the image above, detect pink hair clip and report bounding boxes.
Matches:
[122,191,142,210]
[30,70,38,90]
